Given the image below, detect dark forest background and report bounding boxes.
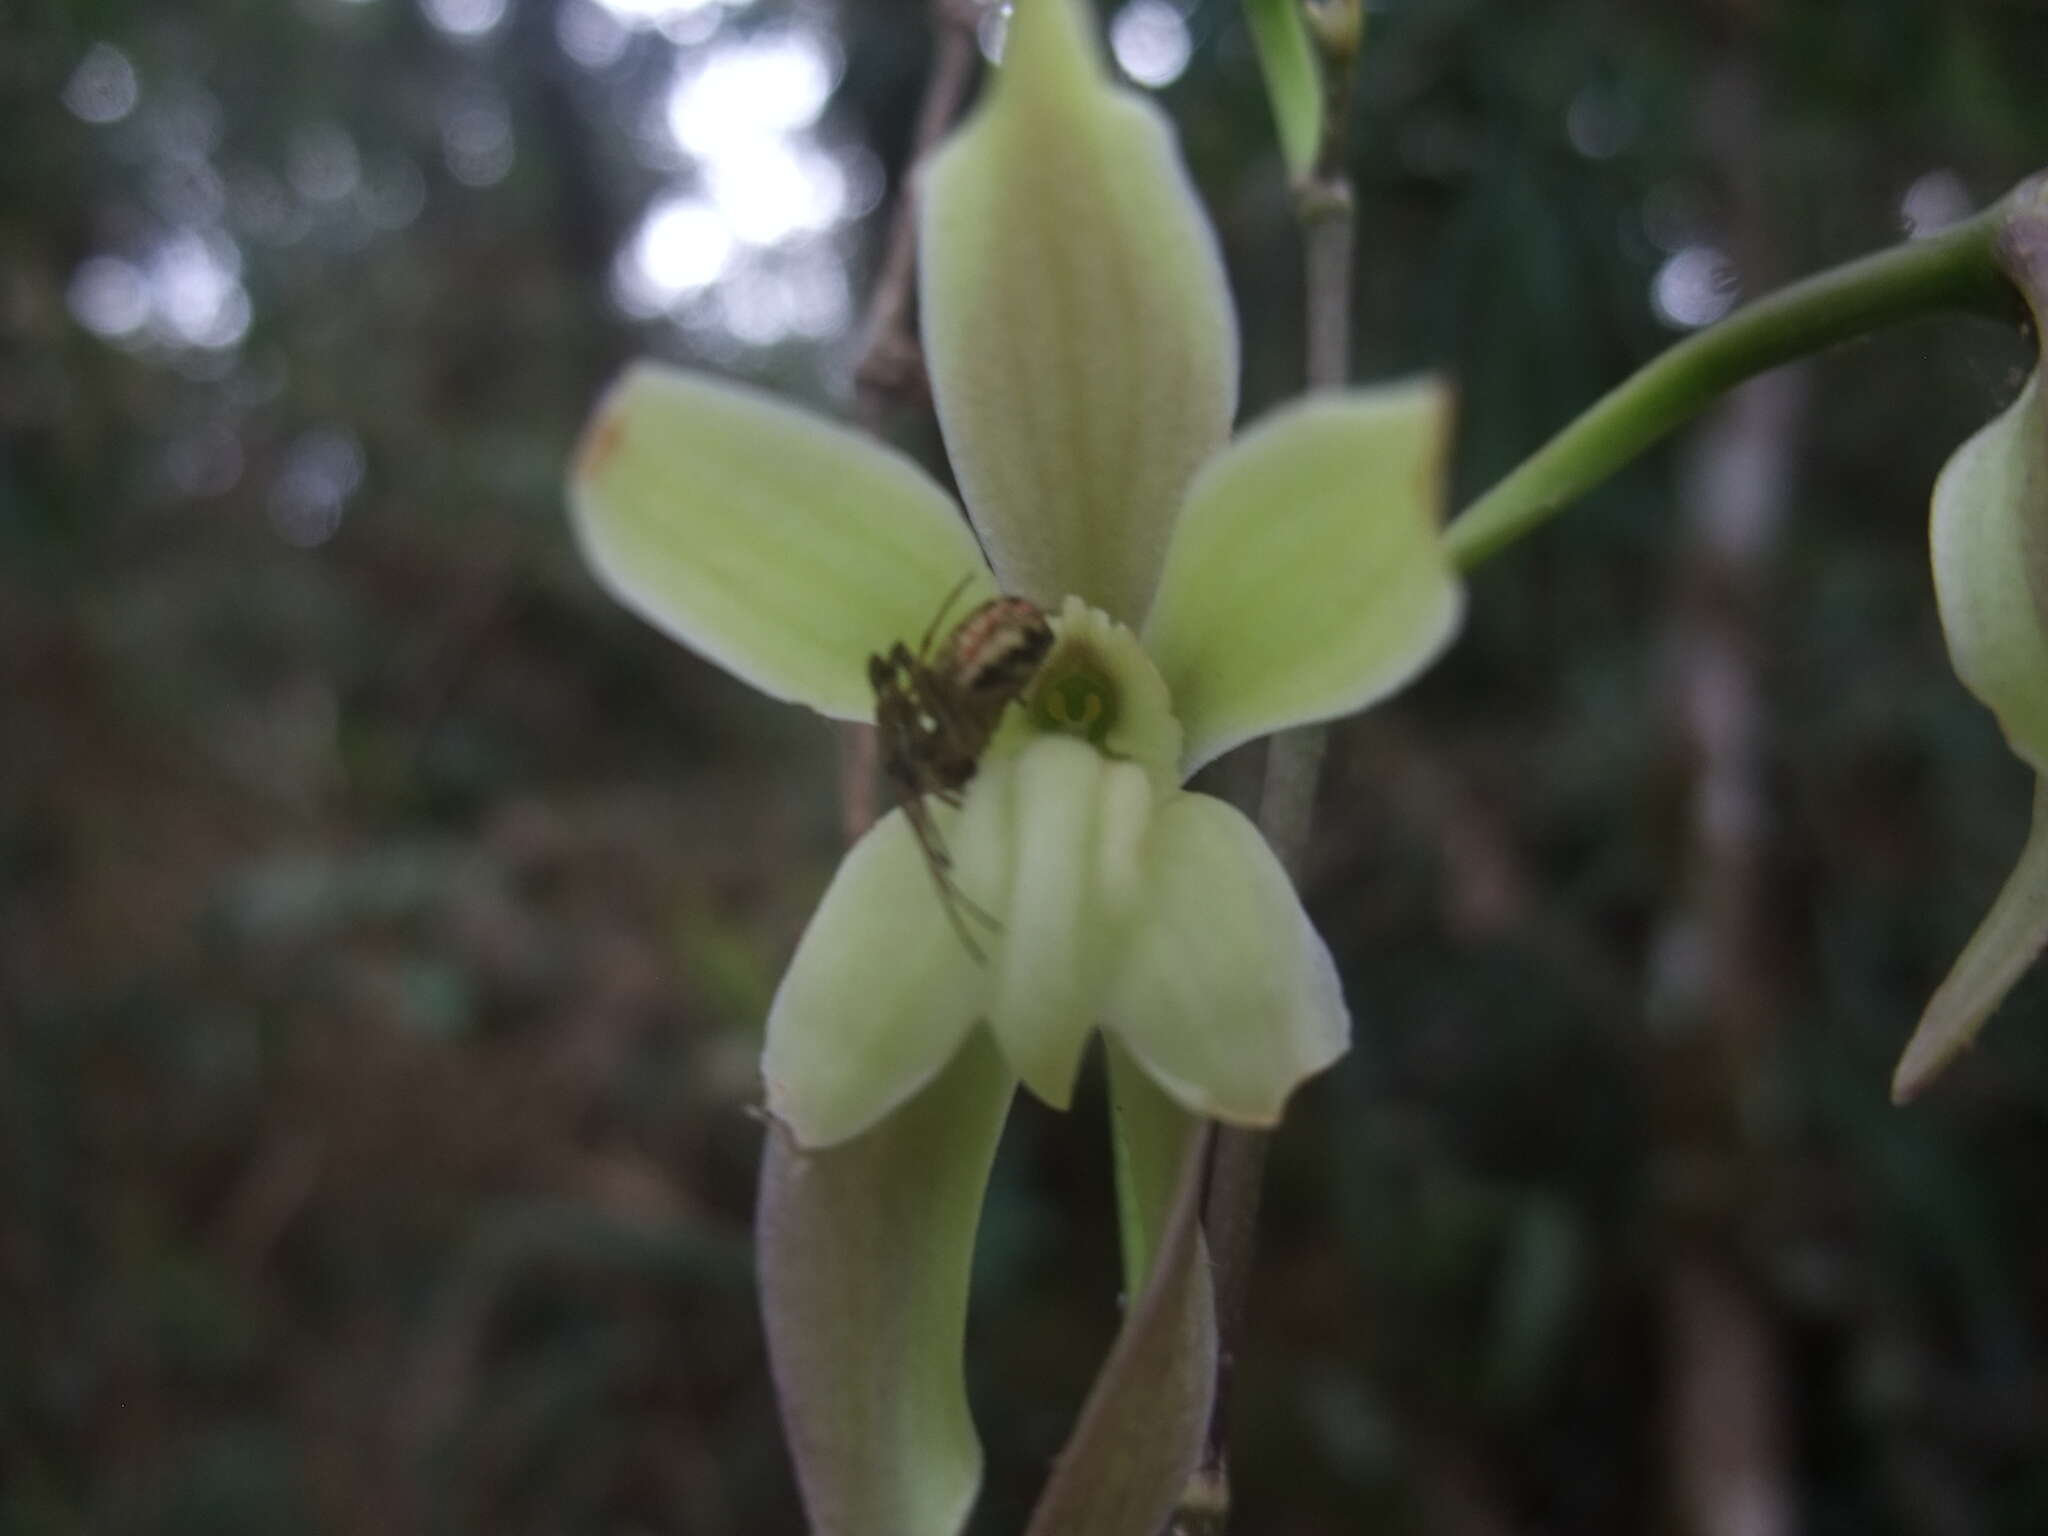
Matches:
[5,1,2048,1531]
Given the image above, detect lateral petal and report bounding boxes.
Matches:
[1142,384,1464,775]
[1106,791,1348,1124]
[571,363,994,722]
[763,808,989,1148]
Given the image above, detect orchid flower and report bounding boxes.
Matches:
[568,1,1461,1529]
[1895,181,2048,1102]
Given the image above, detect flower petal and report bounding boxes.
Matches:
[985,737,1153,1109]
[1143,383,1465,775]
[1931,372,2048,771]
[570,362,994,722]
[758,1032,1013,1536]
[919,0,1238,624]
[1899,368,2048,1100]
[764,808,987,1148]
[1894,780,2048,1103]
[1107,792,1348,1123]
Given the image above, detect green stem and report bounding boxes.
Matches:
[1106,1037,1199,1301]
[1444,203,2018,572]
[1242,0,1320,183]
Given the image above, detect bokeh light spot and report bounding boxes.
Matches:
[419,0,509,39]
[1566,84,1636,161]
[270,427,366,548]
[68,256,151,339]
[557,0,632,67]
[360,155,429,230]
[978,4,1011,64]
[630,196,735,306]
[148,230,253,350]
[1651,244,1738,330]
[665,32,837,158]
[1110,1,1190,89]
[594,0,724,25]
[288,123,363,203]
[1901,169,1972,239]
[707,141,844,245]
[441,93,516,186]
[62,42,140,124]
[164,422,246,500]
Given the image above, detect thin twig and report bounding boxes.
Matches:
[1027,1125,1218,1536]
[838,2,983,843]
[1255,726,1329,874]
[1299,0,1359,397]
[1186,6,1363,1528]
[850,2,982,436]
[1179,1125,1265,1533]
[1648,54,1797,1536]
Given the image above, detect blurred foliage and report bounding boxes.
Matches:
[4,0,2048,1532]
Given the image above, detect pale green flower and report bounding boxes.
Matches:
[1898,367,2048,1101]
[1895,179,2048,1102]
[1892,180,2048,1097]
[572,6,1460,1150]
[568,1,1461,1529]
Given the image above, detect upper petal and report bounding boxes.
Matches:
[919,0,1238,624]
[570,362,994,722]
[763,807,987,1147]
[1931,371,2048,771]
[1141,383,1464,775]
[1105,791,1348,1124]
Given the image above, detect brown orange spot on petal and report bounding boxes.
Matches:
[1420,380,1456,525]
[575,409,627,483]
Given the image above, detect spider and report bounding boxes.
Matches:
[868,575,1055,959]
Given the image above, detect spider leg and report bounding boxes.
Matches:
[901,792,953,869]
[900,797,987,961]
[900,794,1006,961]
[948,877,1003,934]
[917,571,980,661]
